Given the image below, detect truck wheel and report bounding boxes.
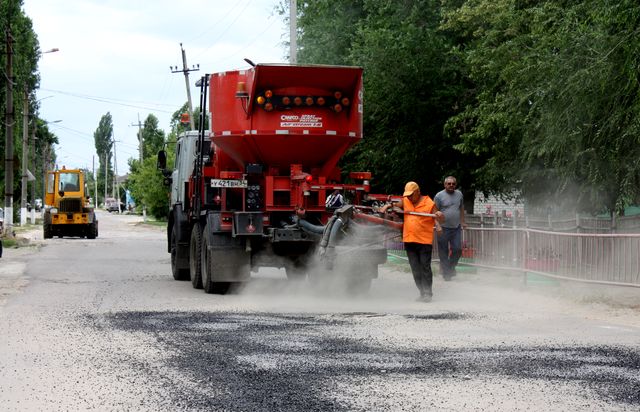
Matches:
[171,225,190,281]
[86,222,97,239]
[201,226,231,294]
[43,224,52,239]
[189,224,203,289]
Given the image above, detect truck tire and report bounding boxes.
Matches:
[171,225,190,281]
[86,222,97,239]
[189,224,203,289]
[201,222,231,294]
[43,223,53,239]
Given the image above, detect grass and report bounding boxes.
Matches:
[137,219,166,228]
[1,238,19,248]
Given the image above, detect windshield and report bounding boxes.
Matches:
[59,173,80,192]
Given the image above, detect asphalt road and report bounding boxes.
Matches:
[0,211,639,411]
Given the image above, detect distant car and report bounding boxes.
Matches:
[105,197,120,212]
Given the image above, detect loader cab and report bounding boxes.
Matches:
[58,171,81,195]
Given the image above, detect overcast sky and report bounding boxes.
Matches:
[24,0,288,175]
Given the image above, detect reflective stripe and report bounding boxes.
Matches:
[326,130,337,135]
[275,130,289,134]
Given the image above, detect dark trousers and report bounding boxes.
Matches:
[405,242,433,297]
[437,226,462,276]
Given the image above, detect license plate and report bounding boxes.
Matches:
[210,179,247,188]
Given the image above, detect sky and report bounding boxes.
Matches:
[23,0,289,175]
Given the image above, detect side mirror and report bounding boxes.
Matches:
[157,150,167,170]
[58,190,65,197]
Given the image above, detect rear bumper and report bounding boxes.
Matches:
[51,213,91,225]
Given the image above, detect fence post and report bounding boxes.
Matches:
[611,213,617,234]
[480,213,485,259]
[522,228,528,286]
[512,211,517,267]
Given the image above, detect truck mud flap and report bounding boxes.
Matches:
[204,212,251,283]
[207,248,251,282]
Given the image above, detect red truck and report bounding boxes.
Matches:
[158,64,387,294]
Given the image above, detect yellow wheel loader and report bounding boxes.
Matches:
[43,167,98,239]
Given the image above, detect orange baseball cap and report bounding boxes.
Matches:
[403,181,419,197]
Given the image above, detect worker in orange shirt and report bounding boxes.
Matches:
[380,181,444,302]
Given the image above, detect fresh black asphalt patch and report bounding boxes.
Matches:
[93,311,640,411]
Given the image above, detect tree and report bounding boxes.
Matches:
[290,0,471,197]
[284,0,365,65]
[441,0,640,215]
[127,148,173,219]
[93,112,114,205]
[33,119,58,199]
[141,114,165,160]
[1,0,41,214]
[126,109,183,219]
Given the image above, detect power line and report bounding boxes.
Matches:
[195,0,254,60]
[39,88,176,113]
[187,2,247,44]
[216,15,279,65]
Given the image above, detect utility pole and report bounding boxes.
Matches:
[20,89,29,226]
[103,152,107,206]
[113,137,120,212]
[290,0,297,64]
[170,43,199,130]
[4,27,15,235]
[93,156,97,208]
[42,144,48,201]
[30,121,36,224]
[131,114,143,162]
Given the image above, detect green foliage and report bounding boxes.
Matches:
[294,0,472,196]
[127,111,177,220]
[294,0,365,65]
[127,155,171,220]
[1,0,40,203]
[93,112,114,204]
[442,0,640,214]
[141,114,165,160]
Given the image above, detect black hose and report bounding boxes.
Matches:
[320,215,338,249]
[327,217,344,248]
[298,218,325,235]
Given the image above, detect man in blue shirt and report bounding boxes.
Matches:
[434,176,466,280]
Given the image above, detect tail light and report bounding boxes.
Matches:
[254,90,349,114]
